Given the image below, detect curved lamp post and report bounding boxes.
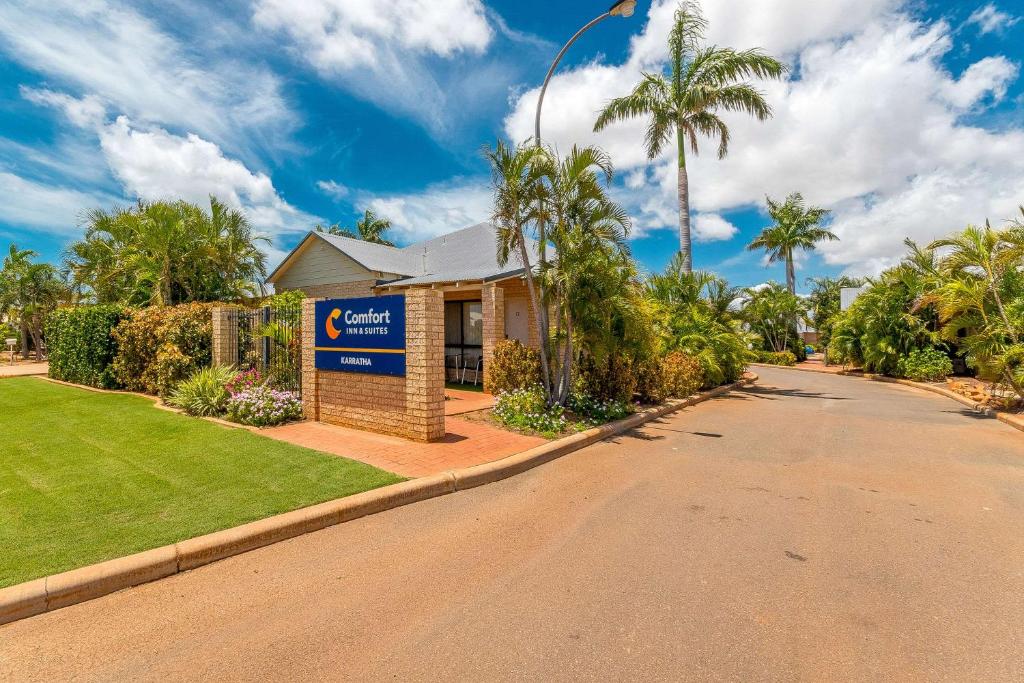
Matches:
[534,0,637,147]
[533,0,636,268]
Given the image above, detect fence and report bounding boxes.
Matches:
[228,304,302,394]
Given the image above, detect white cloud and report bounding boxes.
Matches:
[359,178,493,243]
[504,0,1024,276]
[97,117,318,238]
[19,87,106,129]
[0,0,294,156]
[966,4,1020,35]
[253,0,492,133]
[317,180,350,200]
[0,172,115,235]
[693,213,739,242]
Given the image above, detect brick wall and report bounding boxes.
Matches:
[481,283,504,393]
[211,306,237,367]
[301,289,445,442]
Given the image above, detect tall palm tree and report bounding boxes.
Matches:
[593,1,785,272]
[748,192,836,295]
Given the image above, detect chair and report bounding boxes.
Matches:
[445,353,463,383]
[461,354,483,386]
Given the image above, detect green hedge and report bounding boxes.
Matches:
[756,350,797,366]
[46,305,126,388]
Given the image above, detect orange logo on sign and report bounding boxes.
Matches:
[325,308,342,340]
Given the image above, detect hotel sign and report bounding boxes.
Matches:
[314,295,406,376]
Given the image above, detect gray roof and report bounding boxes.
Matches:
[269,221,541,286]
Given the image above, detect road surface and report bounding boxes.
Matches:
[2,367,1024,681]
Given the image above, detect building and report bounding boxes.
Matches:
[267,222,544,392]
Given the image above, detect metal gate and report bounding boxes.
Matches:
[233,304,302,394]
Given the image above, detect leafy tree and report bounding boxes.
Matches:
[805,275,863,347]
[0,245,68,356]
[315,209,395,246]
[748,192,836,295]
[66,197,267,306]
[645,260,753,386]
[742,282,807,353]
[593,1,785,272]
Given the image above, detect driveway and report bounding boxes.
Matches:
[3,367,1024,681]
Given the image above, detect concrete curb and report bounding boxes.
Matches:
[0,373,756,627]
[752,362,1024,432]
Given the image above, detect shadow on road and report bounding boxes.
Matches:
[736,385,852,401]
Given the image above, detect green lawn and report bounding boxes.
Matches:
[0,377,404,588]
[446,381,484,393]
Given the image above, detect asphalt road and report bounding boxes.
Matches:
[3,367,1024,681]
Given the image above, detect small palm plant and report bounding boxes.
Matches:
[168,365,236,417]
[593,1,785,272]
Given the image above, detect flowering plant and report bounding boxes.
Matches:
[226,385,302,427]
[226,368,263,395]
[493,386,568,437]
[567,392,633,425]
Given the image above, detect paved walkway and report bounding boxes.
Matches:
[444,387,494,416]
[262,415,544,478]
[3,367,1024,680]
[0,361,48,378]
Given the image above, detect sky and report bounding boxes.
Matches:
[0,0,1021,292]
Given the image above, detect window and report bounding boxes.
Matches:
[445,301,483,378]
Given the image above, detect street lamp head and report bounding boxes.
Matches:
[608,0,637,17]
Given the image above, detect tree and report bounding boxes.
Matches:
[315,209,395,246]
[0,245,67,356]
[742,282,807,353]
[486,140,632,405]
[748,192,836,296]
[66,197,267,306]
[593,1,785,272]
[805,275,863,347]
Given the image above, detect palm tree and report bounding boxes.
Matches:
[593,1,785,272]
[485,140,551,395]
[316,209,395,246]
[748,192,836,296]
[0,245,65,356]
[929,222,1018,343]
[67,198,267,305]
[354,209,394,246]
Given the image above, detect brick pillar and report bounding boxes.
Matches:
[481,283,504,394]
[405,288,446,441]
[211,306,238,367]
[301,298,323,421]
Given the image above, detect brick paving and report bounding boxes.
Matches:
[444,388,494,416]
[261,415,544,478]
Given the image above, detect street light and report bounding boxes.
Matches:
[532,0,636,267]
[533,0,637,146]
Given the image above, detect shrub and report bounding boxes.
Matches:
[634,356,668,403]
[168,365,235,416]
[226,386,303,427]
[486,339,542,395]
[45,305,126,388]
[226,368,264,394]
[756,350,797,366]
[896,347,953,382]
[493,386,567,437]
[111,303,214,395]
[662,351,704,398]
[567,392,633,424]
[574,354,637,403]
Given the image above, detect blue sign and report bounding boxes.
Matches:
[314,295,406,376]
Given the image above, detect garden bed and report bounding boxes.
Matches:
[0,377,403,588]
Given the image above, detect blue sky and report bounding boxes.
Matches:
[0,0,1021,291]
